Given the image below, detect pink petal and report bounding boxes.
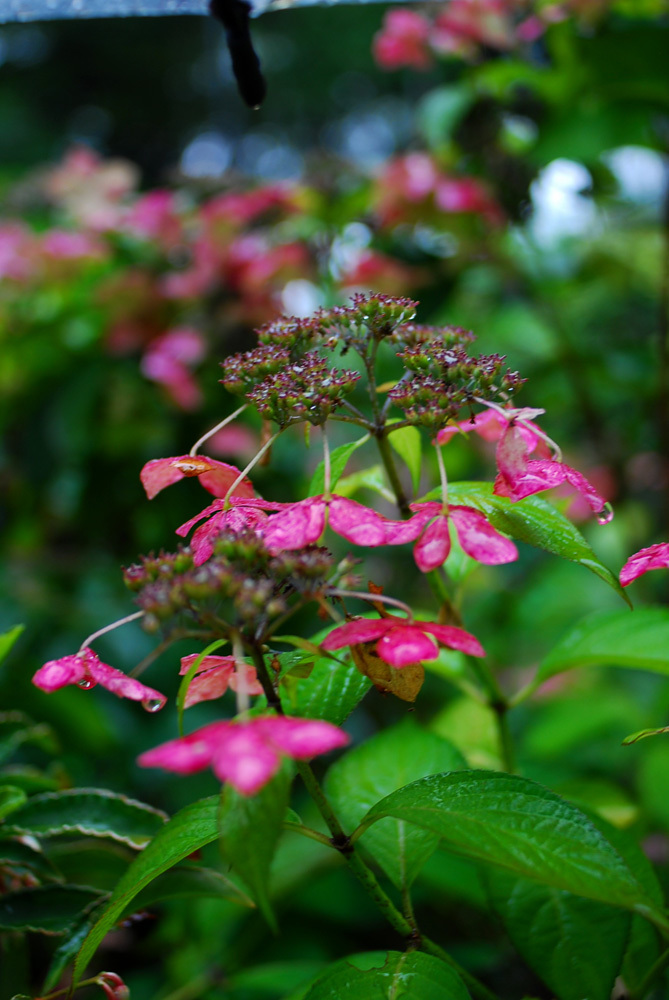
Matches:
[140,455,255,501]
[320,618,393,650]
[176,499,227,537]
[620,542,669,586]
[420,622,485,658]
[138,722,227,774]
[450,506,518,565]
[263,499,326,552]
[256,716,349,757]
[329,497,391,546]
[32,653,87,692]
[496,424,531,484]
[179,653,236,677]
[211,726,282,795]
[561,464,608,515]
[377,625,439,667]
[184,665,234,708]
[87,659,167,709]
[413,515,452,572]
[228,665,264,696]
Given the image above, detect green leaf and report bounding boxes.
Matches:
[0,838,54,879]
[535,607,669,690]
[43,914,95,992]
[0,885,103,934]
[300,950,471,1000]
[0,785,27,820]
[388,422,422,494]
[132,864,247,908]
[0,712,58,765]
[336,465,395,503]
[0,625,24,666]
[361,771,664,921]
[308,435,369,495]
[326,719,465,888]
[74,796,250,984]
[418,85,475,149]
[3,789,168,848]
[431,482,628,602]
[220,766,291,928]
[290,654,371,726]
[485,872,630,1000]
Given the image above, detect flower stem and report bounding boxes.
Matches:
[375,429,410,516]
[189,403,249,456]
[247,641,284,715]
[224,432,280,503]
[468,657,514,773]
[79,610,144,652]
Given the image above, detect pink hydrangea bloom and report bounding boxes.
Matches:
[138,715,349,795]
[409,501,518,572]
[436,406,548,454]
[32,648,166,710]
[176,498,270,565]
[140,455,255,501]
[179,654,263,708]
[262,494,430,554]
[493,423,608,516]
[373,9,433,70]
[620,543,669,587]
[321,615,485,668]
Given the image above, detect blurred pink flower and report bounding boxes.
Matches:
[140,455,255,501]
[179,654,263,707]
[321,615,485,668]
[140,327,206,410]
[620,543,669,587]
[409,501,518,572]
[138,715,349,795]
[0,224,35,281]
[436,407,548,453]
[32,648,166,710]
[40,230,107,261]
[124,190,183,247]
[373,9,433,70]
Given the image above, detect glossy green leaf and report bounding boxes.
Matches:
[336,464,395,503]
[424,482,628,602]
[132,864,247,908]
[326,719,465,888]
[220,766,291,928]
[74,796,250,984]
[360,771,664,921]
[308,435,369,495]
[0,838,54,879]
[485,872,630,1000]
[535,608,669,689]
[43,914,95,992]
[388,422,422,493]
[3,788,168,848]
[301,950,471,1000]
[0,885,103,934]
[290,653,371,726]
[0,785,27,820]
[0,625,24,666]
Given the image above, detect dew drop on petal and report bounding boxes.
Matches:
[141,697,165,713]
[596,502,614,526]
[77,678,95,689]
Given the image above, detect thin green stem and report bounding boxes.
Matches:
[79,610,144,652]
[247,641,284,715]
[375,429,410,515]
[189,402,249,456]
[282,820,339,848]
[633,945,669,999]
[224,432,280,504]
[468,657,514,773]
[422,935,501,1000]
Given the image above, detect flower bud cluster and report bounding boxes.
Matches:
[390,344,524,430]
[244,353,360,427]
[123,530,342,637]
[389,322,475,350]
[316,293,418,352]
[220,345,291,395]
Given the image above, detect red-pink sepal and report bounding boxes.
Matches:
[176,499,269,565]
[620,543,669,586]
[437,407,549,455]
[140,455,255,501]
[32,648,166,710]
[321,615,485,668]
[97,972,130,1000]
[494,424,607,515]
[410,501,518,571]
[138,716,349,796]
[179,654,263,707]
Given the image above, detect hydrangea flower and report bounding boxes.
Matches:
[140,455,255,501]
[32,648,166,711]
[176,499,269,565]
[620,543,669,586]
[436,406,548,454]
[321,615,485,668]
[493,423,608,517]
[409,501,518,572]
[138,715,349,795]
[179,654,263,708]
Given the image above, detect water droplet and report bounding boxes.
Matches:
[596,502,614,526]
[141,697,164,713]
[77,677,95,689]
